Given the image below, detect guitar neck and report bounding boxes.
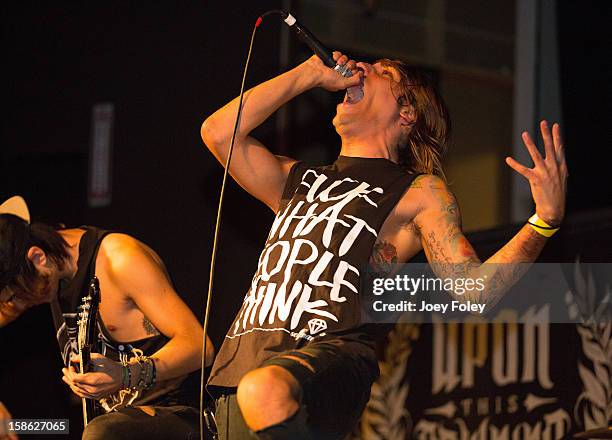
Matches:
[78,276,101,428]
[79,346,91,374]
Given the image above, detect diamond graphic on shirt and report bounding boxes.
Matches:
[308,318,328,335]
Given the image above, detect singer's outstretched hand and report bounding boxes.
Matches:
[505,120,568,226]
[301,51,363,92]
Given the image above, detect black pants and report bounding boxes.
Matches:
[214,341,378,440]
[82,405,200,440]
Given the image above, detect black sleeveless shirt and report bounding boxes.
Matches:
[208,156,419,388]
[50,226,199,408]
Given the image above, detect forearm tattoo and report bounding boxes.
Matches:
[479,224,548,309]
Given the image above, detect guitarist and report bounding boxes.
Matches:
[0,196,215,439]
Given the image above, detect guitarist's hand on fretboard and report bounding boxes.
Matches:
[62,353,124,400]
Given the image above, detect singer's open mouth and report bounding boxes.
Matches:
[343,93,354,105]
[343,87,364,105]
[343,70,365,105]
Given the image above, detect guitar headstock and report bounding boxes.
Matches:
[77,276,101,350]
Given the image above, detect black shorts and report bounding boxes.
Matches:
[214,339,379,440]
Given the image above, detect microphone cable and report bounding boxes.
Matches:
[199,9,285,440]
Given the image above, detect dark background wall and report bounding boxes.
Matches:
[556,1,611,216]
[0,1,610,438]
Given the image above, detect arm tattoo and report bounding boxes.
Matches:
[417,177,545,308]
[478,225,548,309]
[370,240,398,278]
[403,221,419,236]
[421,181,479,271]
[415,176,550,310]
[142,316,160,336]
[447,227,546,309]
[409,176,424,189]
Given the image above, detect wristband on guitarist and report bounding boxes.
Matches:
[123,350,157,391]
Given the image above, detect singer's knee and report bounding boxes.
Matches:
[237,366,301,431]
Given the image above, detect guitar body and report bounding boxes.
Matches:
[77,276,102,427]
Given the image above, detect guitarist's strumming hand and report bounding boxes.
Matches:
[62,353,124,400]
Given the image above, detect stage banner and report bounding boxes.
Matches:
[353,261,612,439]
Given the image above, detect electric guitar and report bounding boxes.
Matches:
[77,276,101,427]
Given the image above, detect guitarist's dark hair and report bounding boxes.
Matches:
[0,214,69,300]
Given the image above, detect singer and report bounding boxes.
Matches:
[201,45,567,438]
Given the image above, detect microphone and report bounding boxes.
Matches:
[280,11,364,103]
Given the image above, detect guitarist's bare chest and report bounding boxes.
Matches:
[96,278,159,342]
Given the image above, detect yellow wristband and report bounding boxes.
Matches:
[528,213,559,237]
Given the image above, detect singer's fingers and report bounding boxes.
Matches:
[337,54,349,67]
[332,51,343,62]
[346,60,357,72]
